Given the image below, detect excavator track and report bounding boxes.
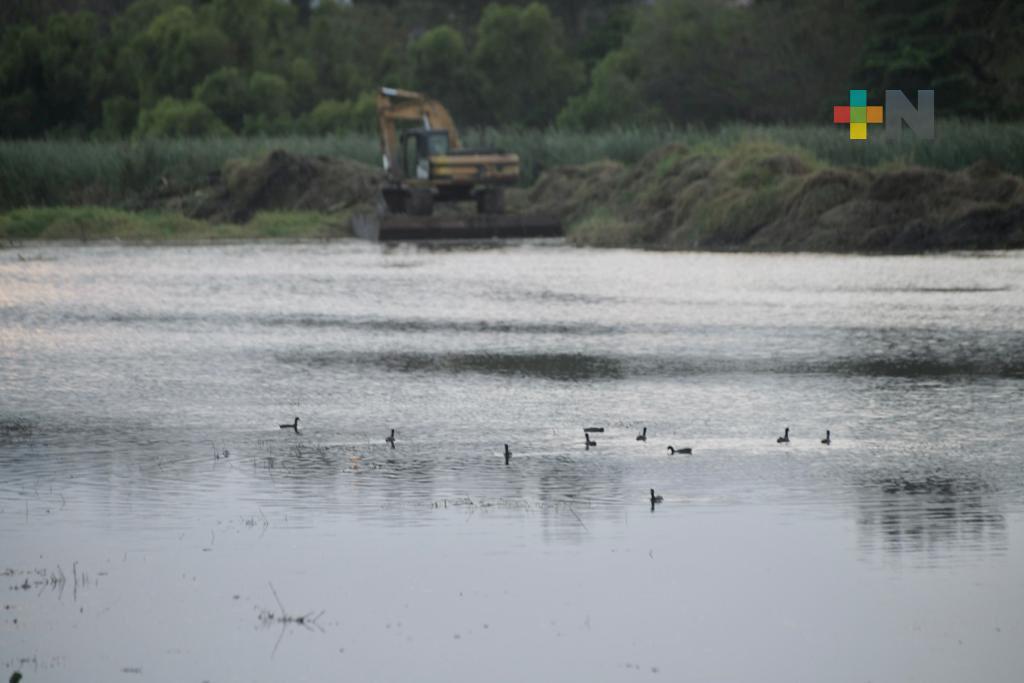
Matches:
[352,212,562,242]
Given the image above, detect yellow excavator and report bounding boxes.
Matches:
[352,87,561,240]
[377,86,517,216]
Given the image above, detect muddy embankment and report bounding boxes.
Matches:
[168,145,1024,252]
[164,149,382,223]
[525,143,1024,252]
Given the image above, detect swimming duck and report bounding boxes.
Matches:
[650,489,663,504]
[504,444,511,465]
[777,427,790,443]
[385,428,396,448]
[636,427,647,442]
[279,417,300,433]
[821,430,831,445]
[585,431,597,450]
[667,445,692,455]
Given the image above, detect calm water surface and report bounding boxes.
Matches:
[2,242,1023,682]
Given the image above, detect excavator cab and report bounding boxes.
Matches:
[399,129,450,180]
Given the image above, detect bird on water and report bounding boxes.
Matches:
[504,444,511,465]
[650,489,663,504]
[821,430,831,445]
[636,427,647,442]
[385,428,396,448]
[777,427,790,443]
[279,417,300,433]
[667,445,692,455]
[584,431,597,450]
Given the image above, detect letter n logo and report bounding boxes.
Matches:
[885,90,935,140]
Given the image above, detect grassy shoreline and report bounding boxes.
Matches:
[0,207,349,243]
[3,122,1024,211]
[3,123,1023,252]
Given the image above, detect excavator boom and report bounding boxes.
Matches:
[376,87,462,177]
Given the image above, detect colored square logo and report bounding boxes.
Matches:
[833,90,883,140]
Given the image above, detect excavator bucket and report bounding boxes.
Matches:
[352,211,562,242]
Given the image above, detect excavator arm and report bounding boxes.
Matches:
[376,87,462,178]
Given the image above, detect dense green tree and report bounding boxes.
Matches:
[626,0,749,124]
[409,25,487,124]
[306,2,406,103]
[557,49,662,129]
[858,0,1024,118]
[0,25,46,137]
[202,0,272,69]
[0,11,113,136]
[2,0,1023,139]
[101,94,138,137]
[305,93,376,134]
[286,57,318,115]
[739,0,867,122]
[573,3,634,71]
[135,96,232,137]
[472,3,584,127]
[128,5,232,106]
[248,72,290,119]
[193,66,251,131]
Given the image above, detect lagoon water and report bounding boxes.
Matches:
[2,242,1023,682]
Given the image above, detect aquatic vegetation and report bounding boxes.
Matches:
[0,207,343,242]
[2,122,1022,212]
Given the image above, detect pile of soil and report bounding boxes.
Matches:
[182,150,381,223]
[529,142,1024,252]
[148,144,1023,252]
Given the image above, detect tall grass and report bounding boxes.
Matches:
[0,135,378,210]
[2,121,1022,210]
[0,207,345,241]
[469,120,1024,179]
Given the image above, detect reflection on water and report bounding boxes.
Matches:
[857,472,1007,563]
[1,244,1024,682]
[289,350,628,380]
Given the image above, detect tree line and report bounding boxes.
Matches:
[1,0,1021,139]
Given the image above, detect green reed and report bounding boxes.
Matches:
[2,121,1022,211]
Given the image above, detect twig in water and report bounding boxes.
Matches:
[568,505,589,532]
[258,582,325,658]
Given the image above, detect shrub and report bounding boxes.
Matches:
[135,97,232,138]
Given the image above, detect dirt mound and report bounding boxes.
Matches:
[187,150,381,223]
[529,141,1024,252]
[523,159,623,223]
